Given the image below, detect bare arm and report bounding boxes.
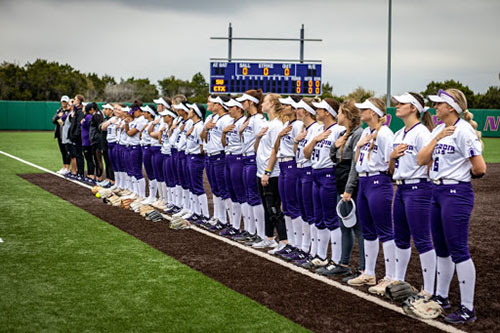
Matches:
[470,155,486,177]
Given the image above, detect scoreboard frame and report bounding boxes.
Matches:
[210,62,322,95]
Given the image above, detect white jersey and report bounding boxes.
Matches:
[170,116,183,150]
[241,113,267,154]
[128,115,148,146]
[277,119,304,158]
[150,118,163,147]
[355,125,394,173]
[296,121,322,167]
[202,114,216,152]
[140,120,153,146]
[175,118,193,151]
[392,123,432,180]
[117,120,128,145]
[256,118,281,178]
[207,113,232,154]
[106,116,119,143]
[311,123,346,169]
[429,118,482,182]
[186,120,204,155]
[225,116,247,154]
[160,122,172,155]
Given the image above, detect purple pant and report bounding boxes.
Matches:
[278,159,300,219]
[296,166,315,224]
[187,154,205,195]
[151,146,164,182]
[107,142,117,171]
[243,155,262,206]
[171,148,180,186]
[162,153,176,187]
[128,145,143,179]
[113,144,125,172]
[205,154,215,193]
[142,145,154,180]
[176,151,190,190]
[312,168,339,230]
[357,173,394,242]
[210,152,228,199]
[123,146,132,176]
[393,181,434,254]
[431,182,474,264]
[224,154,246,203]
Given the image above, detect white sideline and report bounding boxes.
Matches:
[0,150,465,333]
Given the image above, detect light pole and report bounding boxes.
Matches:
[386,0,392,107]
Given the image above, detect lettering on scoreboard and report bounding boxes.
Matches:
[210,62,322,95]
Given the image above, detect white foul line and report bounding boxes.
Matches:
[0,149,465,333]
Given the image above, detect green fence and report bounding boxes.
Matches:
[1,100,500,137]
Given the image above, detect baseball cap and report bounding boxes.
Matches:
[60,95,70,103]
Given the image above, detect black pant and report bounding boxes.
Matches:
[102,145,114,181]
[83,146,95,177]
[70,143,84,176]
[91,144,104,178]
[57,138,70,165]
[257,176,287,241]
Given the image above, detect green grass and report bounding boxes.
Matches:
[0,132,307,331]
[483,138,500,163]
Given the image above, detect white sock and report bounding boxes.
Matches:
[364,239,380,276]
[231,202,241,229]
[292,217,303,250]
[182,189,190,212]
[132,177,139,196]
[247,204,256,235]
[115,172,121,188]
[198,194,210,219]
[241,203,250,232]
[218,198,227,223]
[149,179,158,200]
[139,178,146,198]
[436,256,455,298]
[253,204,265,239]
[193,194,201,216]
[301,221,311,253]
[310,224,318,257]
[317,228,330,261]
[212,196,220,220]
[456,259,476,310]
[126,176,133,192]
[224,199,232,225]
[189,192,196,213]
[175,185,183,207]
[168,187,174,205]
[160,182,167,202]
[330,228,341,264]
[382,240,396,280]
[420,250,436,295]
[395,247,412,281]
[284,216,294,247]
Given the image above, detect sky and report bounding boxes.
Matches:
[1,0,499,96]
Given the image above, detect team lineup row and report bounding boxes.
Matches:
[52,87,486,324]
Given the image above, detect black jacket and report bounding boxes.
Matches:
[52,107,66,139]
[68,106,85,144]
[89,110,104,147]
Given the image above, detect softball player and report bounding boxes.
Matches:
[220,98,247,237]
[202,95,233,230]
[287,99,321,263]
[347,98,396,297]
[99,104,115,187]
[233,90,267,244]
[303,98,345,271]
[388,92,436,297]
[418,88,486,324]
[252,94,286,249]
[100,103,121,190]
[264,96,303,256]
[53,95,71,175]
[139,105,157,204]
[115,105,132,194]
[155,106,177,210]
[81,103,96,183]
[329,100,365,281]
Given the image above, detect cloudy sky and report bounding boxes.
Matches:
[1,0,499,96]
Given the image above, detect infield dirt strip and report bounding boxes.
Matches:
[21,166,500,332]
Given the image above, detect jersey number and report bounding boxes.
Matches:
[433,157,439,172]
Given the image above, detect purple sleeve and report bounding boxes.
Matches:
[82,114,92,129]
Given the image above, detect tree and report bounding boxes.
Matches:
[158,75,191,97]
[320,82,334,99]
[475,86,500,109]
[421,80,476,108]
[0,62,31,100]
[189,72,209,103]
[344,86,375,102]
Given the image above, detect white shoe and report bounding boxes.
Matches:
[368,277,393,296]
[56,168,65,175]
[173,209,187,217]
[268,242,286,254]
[252,238,278,249]
[142,197,155,205]
[182,211,193,219]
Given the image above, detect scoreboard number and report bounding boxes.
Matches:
[242,67,248,75]
[284,68,290,76]
[263,67,269,76]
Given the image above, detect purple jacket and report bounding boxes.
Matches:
[81,114,92,147]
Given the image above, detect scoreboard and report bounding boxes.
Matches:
[210,62,322,95]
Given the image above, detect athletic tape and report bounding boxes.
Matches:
[0,149,466,333]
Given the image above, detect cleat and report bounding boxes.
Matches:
[347,273,377,286]
[252,238,278,249]
[444,305,476,324]
[430,295,451,310]
[368,277,393,296]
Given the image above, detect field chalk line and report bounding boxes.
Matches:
[0,150,465,333]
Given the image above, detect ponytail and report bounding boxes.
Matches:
[463,109,484,148]
[368,115,386,159]
[338,100,361,162]
[421,111,435,132]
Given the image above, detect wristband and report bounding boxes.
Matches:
[264,169,272,176]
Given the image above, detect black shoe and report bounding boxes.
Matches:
[343,270,362,283]
[328,264,352,276]
[244,235,262,246]
[430,295,451,310]
[208,221,226,232]
[316,260,339,276]
[232,230,252,242]
[444,305,476,324]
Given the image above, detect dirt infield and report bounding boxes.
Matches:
[20,165,500,332]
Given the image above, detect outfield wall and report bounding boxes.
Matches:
[1,100,500,137]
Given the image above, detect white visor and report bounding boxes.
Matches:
[236,93,259,104]
[172,103,189,112]
[159,109,177,118]
[224,99,244,109]
[427,90,463,113]
[312,100,337,118]
[187,103,202,118]
[294,100,316,116]
[101,103,114,110]
[278,96,295,105]
[140,105,155,115]
[121,106,131,112]
[392,93,426,113]
[153,97,170,108]
[209,96,228,110]
[355,100,384,117]
[336,198,357,228]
